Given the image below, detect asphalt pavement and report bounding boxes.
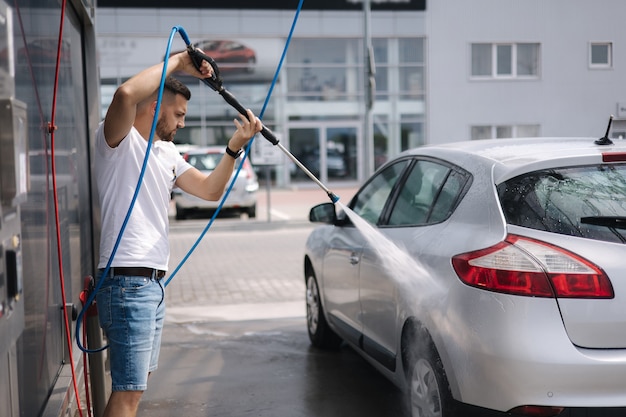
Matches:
[169,183,358,231]
[137,183,626,417]
[134,184,387,417]
[164,184,358,320]
[135,184,496,417]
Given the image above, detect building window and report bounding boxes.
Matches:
[496,125,513,138]
[516,124,541,137]
[471,124,540,140]
[471,43,540,79]
[286,38,361,101]
[401,114,425,150]
[471,125,492,140]
[399,38,426,100]
[590,42,612,68]
[285,37,425,102]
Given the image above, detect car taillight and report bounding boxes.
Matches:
[452,234,613,298]
[242,160,252,179]
[602,152,626,162]
[507,405,564,417]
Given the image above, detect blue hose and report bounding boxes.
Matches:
[76,2,305,351]
[76,26,187,353]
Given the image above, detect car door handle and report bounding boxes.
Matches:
[349,252,360,265]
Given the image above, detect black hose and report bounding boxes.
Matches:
[187,46,279,145]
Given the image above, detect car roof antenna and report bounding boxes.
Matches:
[595,115,614,145]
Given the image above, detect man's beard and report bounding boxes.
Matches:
[156,117,176,142]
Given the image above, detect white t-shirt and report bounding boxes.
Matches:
[94,123,192,270]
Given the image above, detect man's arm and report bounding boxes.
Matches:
[175,109,262,201]
[103,52,212,148]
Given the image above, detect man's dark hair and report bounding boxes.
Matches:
[164,76,191,101]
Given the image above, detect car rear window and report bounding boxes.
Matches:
[498,164,626,243]
[187,152,243,171]
[188,153,221,171]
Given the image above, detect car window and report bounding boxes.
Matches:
[498,164,626,243]
[387,160,452,226]
[430,169,468,223]
[188,153,220,171]
[351,160,410,225]
[187,153,243,171]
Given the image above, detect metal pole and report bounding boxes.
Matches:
[86,312,107,417]
[265,166,271,222]
[363,0,375,178]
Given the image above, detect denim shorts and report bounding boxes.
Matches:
[96,272,165,392]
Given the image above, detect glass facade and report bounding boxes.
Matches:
[285,38,361,101]
[283,37,426,184]
[99,35,427,186]
[1,1,97,416]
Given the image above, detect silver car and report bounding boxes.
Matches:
[304,137,626,417]
[173,146,259,219]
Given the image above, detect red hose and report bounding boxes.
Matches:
[83,322,93,417]
[48,0,85,415]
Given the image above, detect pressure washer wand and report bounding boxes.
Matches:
[275,142,339,203]
[186,46,279,145]
[186,45,339,204]
[218,85,280,146]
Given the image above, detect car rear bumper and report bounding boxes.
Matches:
[174,191,257,210]
[436,288,626,412]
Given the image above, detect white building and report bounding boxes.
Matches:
[96,0,626,187]
[428,1,626,143]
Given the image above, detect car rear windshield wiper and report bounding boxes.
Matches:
[580,216,626,229]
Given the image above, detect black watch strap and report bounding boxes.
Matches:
[225,145,242,159]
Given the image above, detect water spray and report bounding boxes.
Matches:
[182,39,339,204]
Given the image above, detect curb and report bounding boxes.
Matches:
[170,218,315,233]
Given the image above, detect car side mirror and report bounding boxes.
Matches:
[309,202,337,224]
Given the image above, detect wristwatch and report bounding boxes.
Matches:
[225,145,242,159]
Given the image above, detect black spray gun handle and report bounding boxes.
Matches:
[186,45,279,146]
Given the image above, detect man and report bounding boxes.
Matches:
[94,50,262,417]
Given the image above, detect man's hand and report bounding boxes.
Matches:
[176,50,213,80]
[176,109,263,201]
[228,109,263,151]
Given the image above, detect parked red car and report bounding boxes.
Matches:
[171,39,256,74]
